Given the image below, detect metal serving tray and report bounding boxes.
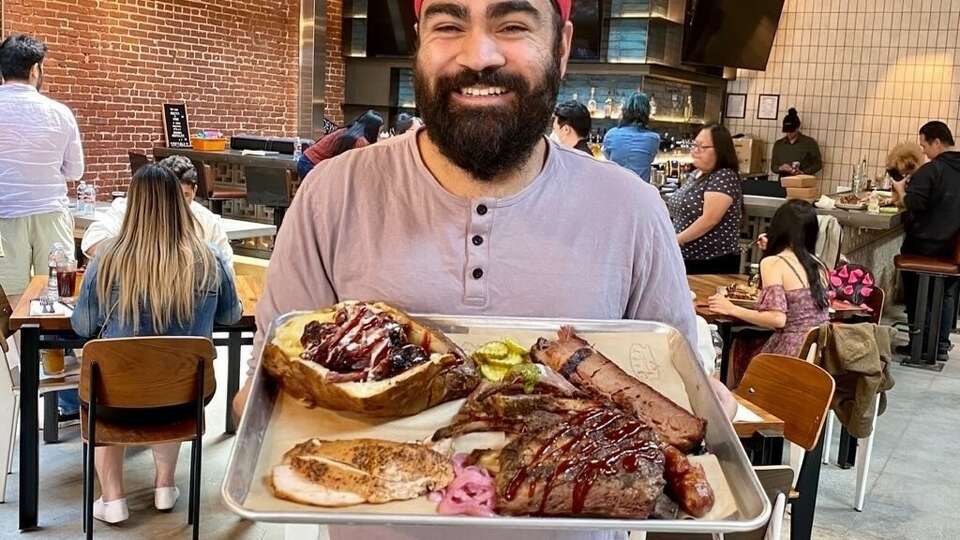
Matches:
[222,313,770,534]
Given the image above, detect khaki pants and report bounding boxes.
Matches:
[0,208,74,295]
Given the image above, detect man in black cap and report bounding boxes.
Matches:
[771,107,822,177]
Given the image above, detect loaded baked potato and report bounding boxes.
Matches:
[262,301,480,416]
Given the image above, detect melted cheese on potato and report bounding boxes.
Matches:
[273,311,336,358]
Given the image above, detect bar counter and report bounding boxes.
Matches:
[743,195,903,230]
[741,195,904,295]
[153,146,299,242]
[153,146,298,170]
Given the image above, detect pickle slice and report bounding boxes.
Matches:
[479,362,510,382]
[474,342,509,360]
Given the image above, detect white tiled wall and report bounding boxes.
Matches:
[725,0,960,193]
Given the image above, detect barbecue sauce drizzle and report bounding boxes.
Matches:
[300,305,430,381]
[504,408,663,514]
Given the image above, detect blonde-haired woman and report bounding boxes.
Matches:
[71,164,241,523]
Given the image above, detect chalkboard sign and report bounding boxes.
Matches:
[162,103,192,148]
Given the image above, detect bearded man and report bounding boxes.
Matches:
[237,2,696,537]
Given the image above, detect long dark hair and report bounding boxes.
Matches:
[619,92,651,128]
[700,124,740,173]
[763,200,828,310]
[333,110,384,156]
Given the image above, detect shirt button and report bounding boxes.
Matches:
[472,268,484,279]
[472,235,484,246]
[476,204,488,215]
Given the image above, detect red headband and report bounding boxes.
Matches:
[414,0,572,22]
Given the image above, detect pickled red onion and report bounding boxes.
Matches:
[433,454,496,517]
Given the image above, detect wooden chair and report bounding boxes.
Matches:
[79,337,216,539]
[843,287,885,326]
[734,354,834,540]
[0,283,79,503]
[196,163,246,215]
[127,151,150,177]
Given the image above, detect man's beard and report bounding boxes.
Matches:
[414,55,562,181]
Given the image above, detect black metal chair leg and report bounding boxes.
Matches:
[791,434,826,540]
[191,359,205,538]
[928,276,945,362]
[910,274,930,364]
[837,427,858,469]
[86,366,98,539]
[82,443,87,534]
[193,440,202,540]
[188,439,196,525]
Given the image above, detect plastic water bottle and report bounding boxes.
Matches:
[87,181,97,214]
[292,137,302,161]
[708,324,724,377]
[76,180,87,211]
[47,242,66,298]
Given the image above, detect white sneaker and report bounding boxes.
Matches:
[155,486,180,511]
[92,497,129,524]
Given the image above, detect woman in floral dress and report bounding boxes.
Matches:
[709,200,830,387]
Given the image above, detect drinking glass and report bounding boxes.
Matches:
[56,260,78,299]
[41,349,65,376]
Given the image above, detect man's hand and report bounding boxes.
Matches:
[777,163,794,173]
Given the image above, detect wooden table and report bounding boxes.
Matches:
[733,394,785,438]
[9,275,260,531]
[688,274,748,323]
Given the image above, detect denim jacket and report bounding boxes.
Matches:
[71,246,242,338]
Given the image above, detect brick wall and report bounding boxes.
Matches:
[2,0,302,194]
[325,0,345,125]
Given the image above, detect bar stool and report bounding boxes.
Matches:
[197,163,247,215]
[893,235,960,369]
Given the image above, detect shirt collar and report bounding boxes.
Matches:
[0,82,39,93]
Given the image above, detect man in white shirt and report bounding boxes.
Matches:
[81,155,234,266]
[0,34,84,302]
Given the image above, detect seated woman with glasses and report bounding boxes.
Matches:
[70,164,242,524]
[668,124,744,274]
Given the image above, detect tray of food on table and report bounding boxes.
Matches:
[222,301,769,533]
[725,283,760,308]
[835,192,867,210]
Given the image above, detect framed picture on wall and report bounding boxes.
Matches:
[724,93,746,119]
[757,94,780,120]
